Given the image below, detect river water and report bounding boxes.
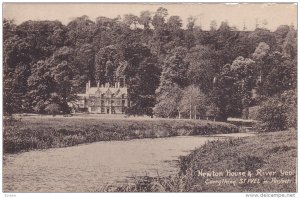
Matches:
[3,133,254,192]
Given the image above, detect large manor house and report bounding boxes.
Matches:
[77,78,128,114]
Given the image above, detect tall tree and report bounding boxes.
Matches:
[16,20,67,61]
[283,26,297,59]
[3,35,33,114]
[274,25,290,52]
[153,47,188,118]
[184,16,196,49]
[230,56,256,112]
[150,7,169,57]
[127,57,160,116]
[52,61,73,114]
[210,20,218,31]
[95,45,122,84]
[212,64,242,121]
[123,43,160,116]
[166,16,184,46]
[179,85,208,119]
[258,52,296,96]
[152,7,168,28]
[48,46,76,113]
[3,19,16,41]
[139,10,152,30]
[186,45,220,93]
[252,42,270,88]
[123,14,139,29]
[27,60,56,113]
[248,28,276,53]
[153,83,182,118]
[66,15,95,46]
[159,47,189,88]
[73,44,95,92]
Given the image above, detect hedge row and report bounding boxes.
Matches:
[4,117,239,153]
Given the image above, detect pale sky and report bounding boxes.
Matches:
[3,3,297,31]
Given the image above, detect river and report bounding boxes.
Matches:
[3,133,254,192]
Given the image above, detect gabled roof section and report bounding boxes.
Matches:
[95,89,101,96]
[85,86,127,96]
[106,88,112,96]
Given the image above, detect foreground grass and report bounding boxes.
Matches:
[99,130,296,192]
[3,116,238,154]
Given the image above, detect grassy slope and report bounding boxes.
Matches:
[3,116,238,154]
[101,130,297,192]
[178,129,297,192]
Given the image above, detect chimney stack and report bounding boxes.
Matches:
[86,82,89,93]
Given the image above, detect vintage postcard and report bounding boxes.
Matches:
[2,2,297,195]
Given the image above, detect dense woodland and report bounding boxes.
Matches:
[3,7,297,128]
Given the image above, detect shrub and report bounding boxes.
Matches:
[205,103,220,120]
[256,90,296,132]
[281,90,297,129]
[256,97,287,131]
[248,106,260,120]
[45,104,60,116]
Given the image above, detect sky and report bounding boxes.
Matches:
[3,3,297,31]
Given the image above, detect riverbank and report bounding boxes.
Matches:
[3,116,238,154]
[100,129,296,192]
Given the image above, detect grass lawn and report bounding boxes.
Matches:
[3,115,238,154]
[100,129,297,192]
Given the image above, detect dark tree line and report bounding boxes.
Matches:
[3,7,297,121]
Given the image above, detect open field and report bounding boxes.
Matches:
[3,115,239,154]
[100,129,297,192]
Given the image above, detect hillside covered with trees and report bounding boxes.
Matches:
[3,7,297,130]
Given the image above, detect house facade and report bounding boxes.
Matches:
[77,81,128,114]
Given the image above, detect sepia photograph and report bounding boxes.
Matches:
[2,2,297,194]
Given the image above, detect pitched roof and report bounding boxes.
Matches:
[78,86,127,98]
[88,87,127,94]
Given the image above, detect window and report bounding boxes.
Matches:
[89,97,95,106]
[96,98,101,106]
[111,107,115,114]
[79,100,85,108]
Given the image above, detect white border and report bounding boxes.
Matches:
[0,1,299,198]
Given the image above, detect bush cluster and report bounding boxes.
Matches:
[256,90,296,132]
